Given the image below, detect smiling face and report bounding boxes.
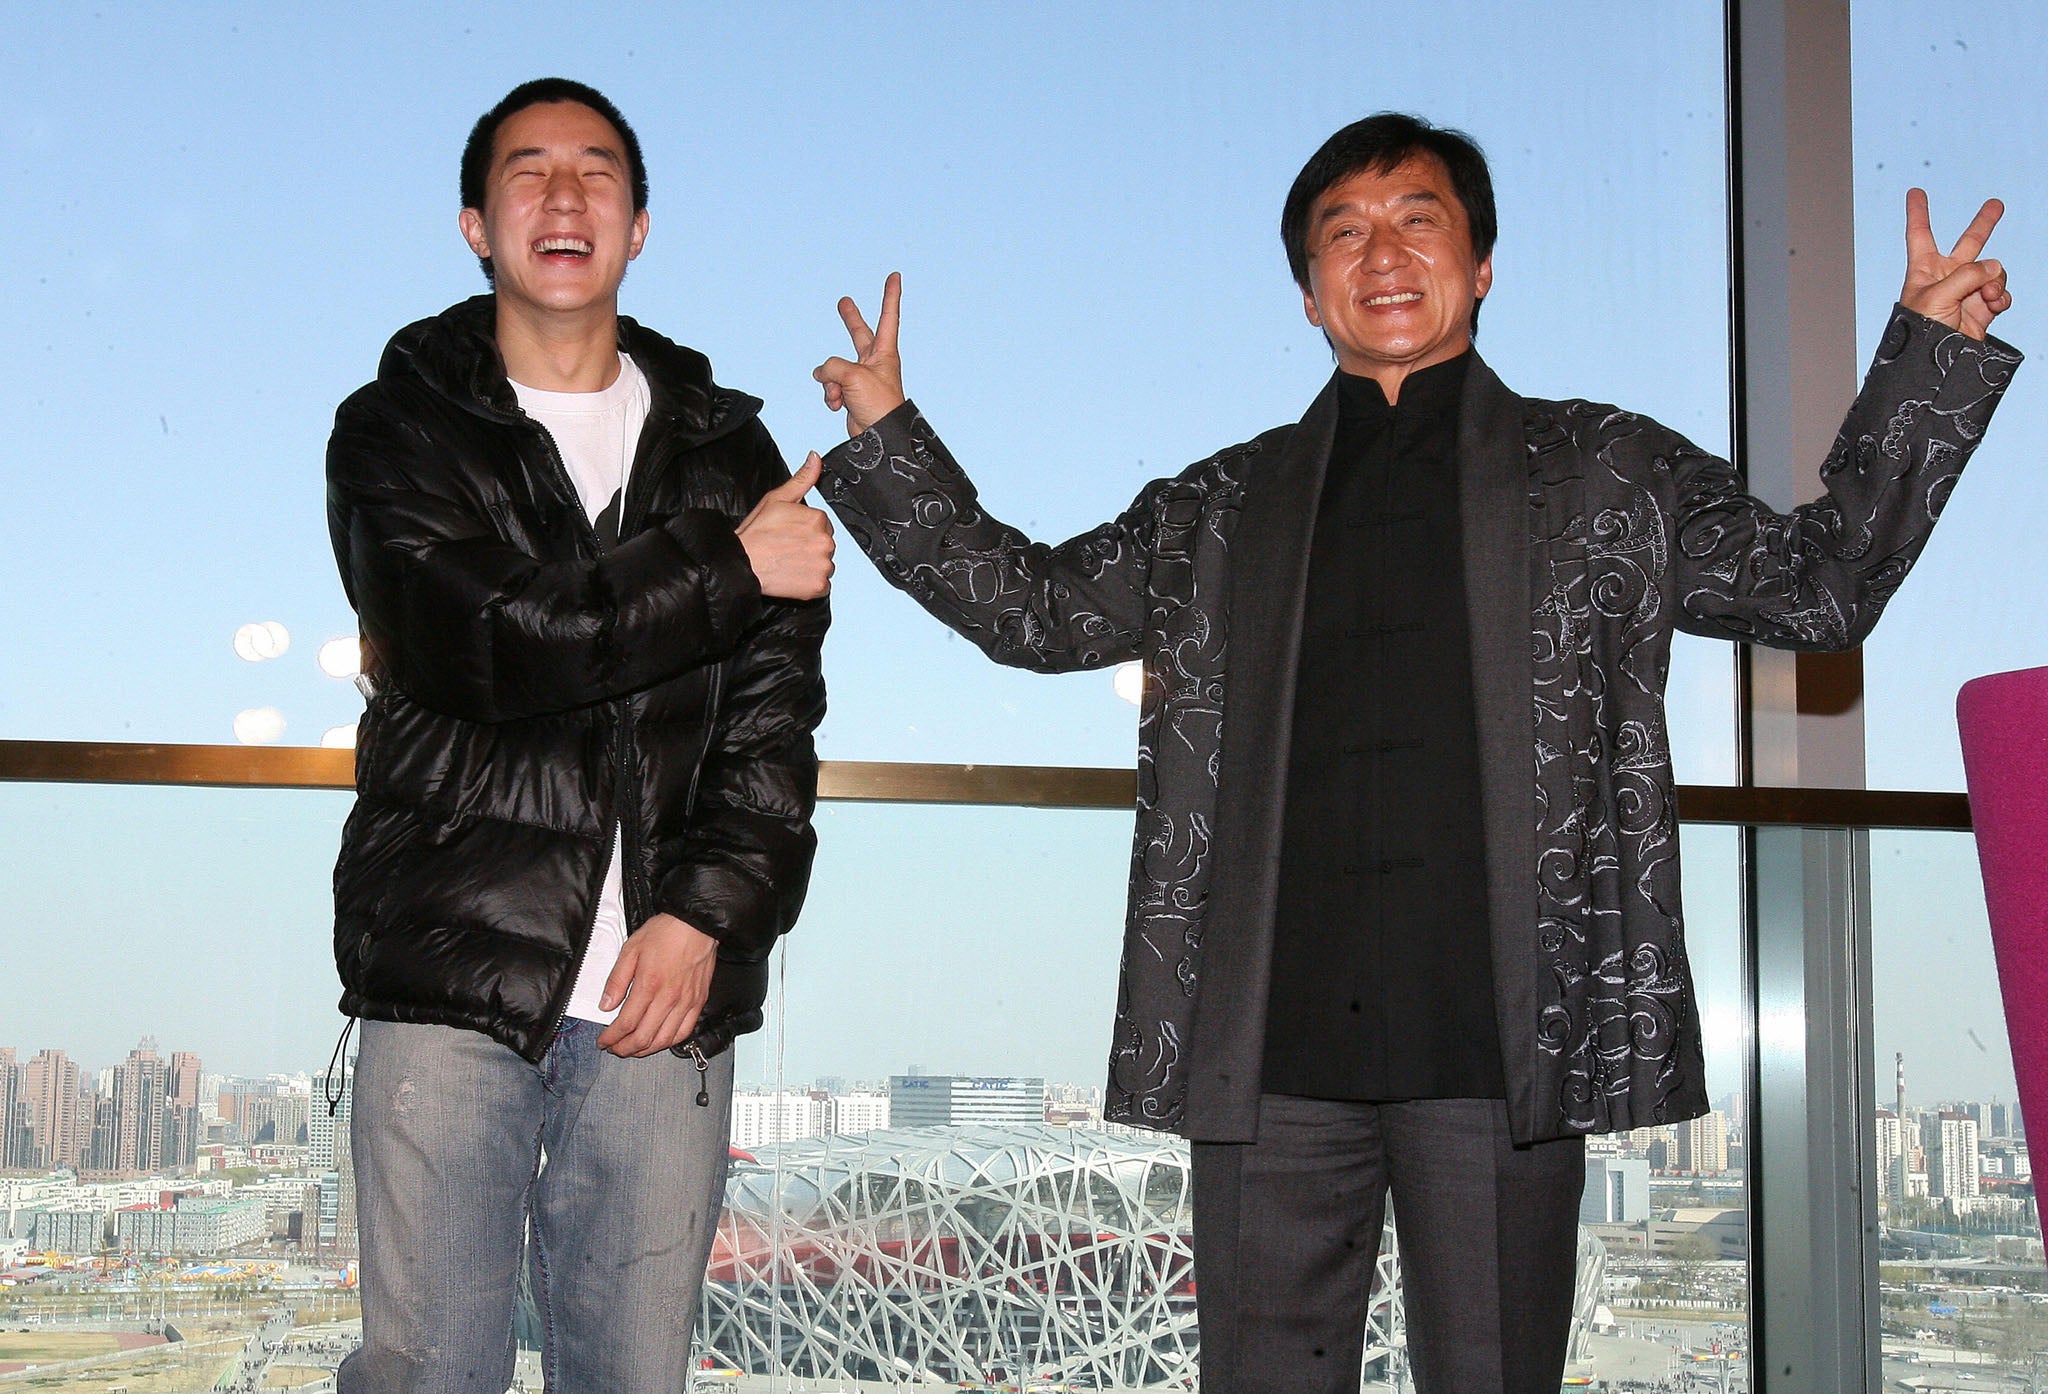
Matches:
[1299,155,1493,397]
[457,100,648,325]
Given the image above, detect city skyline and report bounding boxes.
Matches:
[0,1028,2024,1181]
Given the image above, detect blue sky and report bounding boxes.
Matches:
[0,2,2036,1109]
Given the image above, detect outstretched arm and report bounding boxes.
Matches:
[1673,190,2020,647]
[813,276,1154,672]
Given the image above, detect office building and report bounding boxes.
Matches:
[887,1075,1047,1128]
[1581,1156,1651,1224]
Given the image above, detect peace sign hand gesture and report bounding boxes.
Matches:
[1900,188,2012,341]
[815,272,906,437]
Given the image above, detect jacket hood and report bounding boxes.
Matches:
[377,294,760,441]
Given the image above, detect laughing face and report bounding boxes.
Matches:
[1299,154,1492,397]
[458,100,648,323]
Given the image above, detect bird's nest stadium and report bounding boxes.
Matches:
[696,1124,1605,1391]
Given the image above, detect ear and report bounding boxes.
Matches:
[458,207,490,261]
[627,207,650,262]
[1301,281,1325,330]
[1474,254,1494,301]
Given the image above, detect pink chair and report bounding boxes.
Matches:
[1958,665,2048,1156]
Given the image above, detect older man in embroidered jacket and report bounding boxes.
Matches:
[812,114,2019,1394]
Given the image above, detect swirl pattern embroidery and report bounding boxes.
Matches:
[820,307,2016,1140]
[824,410,1249,1128]
[1525,307,2020,1133]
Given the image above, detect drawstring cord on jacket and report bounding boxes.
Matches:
[322,1018,357,1117]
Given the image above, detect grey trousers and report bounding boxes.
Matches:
[1191,1095,1586,1394]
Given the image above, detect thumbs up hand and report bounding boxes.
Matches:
[736,454,835,599]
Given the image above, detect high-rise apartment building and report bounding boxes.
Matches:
[23,1049,82,1170]
[316,1170,341,1250]
[222,1086,311,1148]
[308,1067,352,1171]
[334,1106,358,1254]
[1876,1110,1904,1203]
[732,1091,825,1150]
[113,1042,167,1174]
[0,1048,21,1170]
[827,1091,890,1136]
[168,1053,202,1111]
[1927,1111,1982,1204]
[86,1092,118,1173]
[1675,1111,1729,1174]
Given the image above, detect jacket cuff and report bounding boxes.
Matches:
[822,399,923,484]
[1879,302,2023,412]
[662,508,764,637]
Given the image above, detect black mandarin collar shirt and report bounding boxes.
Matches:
[1263,350,1507,1102]
[1332,351,1469,427]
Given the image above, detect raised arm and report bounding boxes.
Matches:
[813,276,1154,672]
[1672,191,2020,648]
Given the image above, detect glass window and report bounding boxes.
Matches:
[1869,828,2040,1382]
[0,784,351,1076]
[0,3,1735,774]
[1574,825,1750,1385]
[720,813,1754,1388]
[1,0,1754,1384]
[1852,3,2048,791]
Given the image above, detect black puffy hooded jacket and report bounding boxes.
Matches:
[326,296,826,1063]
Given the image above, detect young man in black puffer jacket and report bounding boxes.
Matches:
[325,78,831,1393]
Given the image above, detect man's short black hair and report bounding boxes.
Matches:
[1281,113,1496,330]
[460,78,648,286]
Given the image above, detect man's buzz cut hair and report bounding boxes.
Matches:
[459,77,649,287]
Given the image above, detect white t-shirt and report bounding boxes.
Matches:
[510,352,652,1026]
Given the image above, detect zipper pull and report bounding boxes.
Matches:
[687,1043,710,1107]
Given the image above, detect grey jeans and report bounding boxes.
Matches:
[338,1019,734,1394]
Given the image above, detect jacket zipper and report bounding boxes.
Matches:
[526,417,613,1049]
[517,409,722,1065]
[611,417,664,949]
[622,424,726,1092]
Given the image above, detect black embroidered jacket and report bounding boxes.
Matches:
[820,306,2018,1144]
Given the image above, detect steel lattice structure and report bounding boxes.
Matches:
[696,1125,1606,1390]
